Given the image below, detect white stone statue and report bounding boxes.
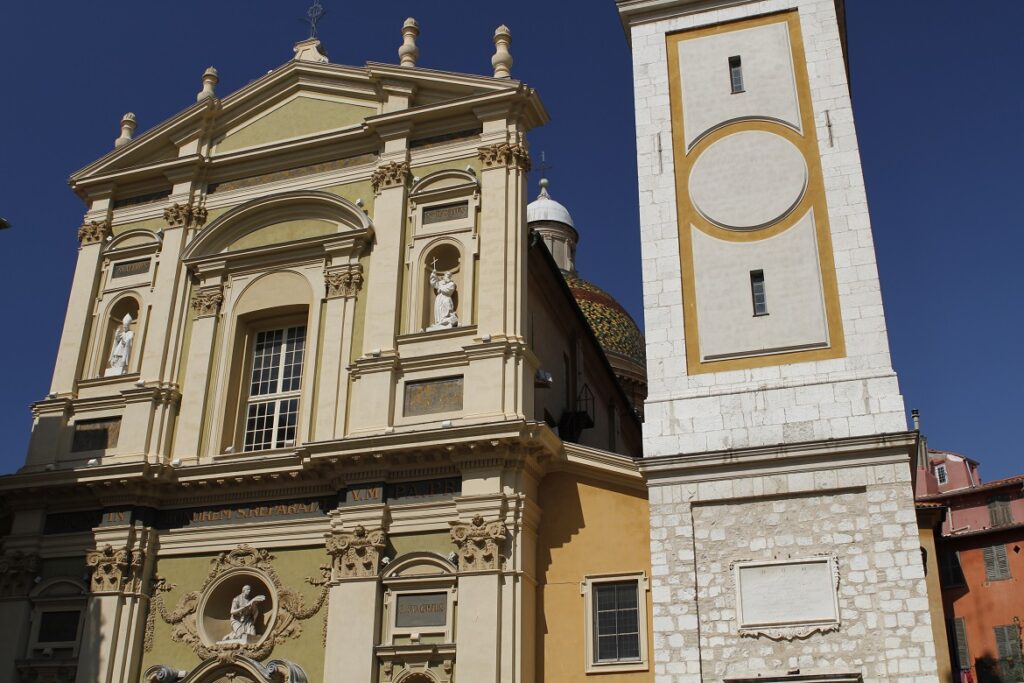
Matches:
[104,314,135,377]
[427,267,459,331]
[218,584,266,644]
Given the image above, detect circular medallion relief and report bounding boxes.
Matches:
[689,130,808,230]
[196,569,278,649]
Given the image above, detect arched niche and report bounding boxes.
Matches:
[182,190,371,259]
[196,568,278,648]
[96,293,142,378]
[419,242,463,332]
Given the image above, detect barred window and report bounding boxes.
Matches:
[243,326,305,452]
[750,270,768,316]
[729,55,745,93]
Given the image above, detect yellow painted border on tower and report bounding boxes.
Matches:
[666,10,846,374]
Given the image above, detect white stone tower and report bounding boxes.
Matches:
[617,0,941,681]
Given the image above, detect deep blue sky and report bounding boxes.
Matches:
[0,2,1020,479]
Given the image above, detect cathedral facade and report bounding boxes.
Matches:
[0,2,947,683]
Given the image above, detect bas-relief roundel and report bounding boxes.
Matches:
[688,130,807,230]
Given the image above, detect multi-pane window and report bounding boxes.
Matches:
[982,543,1011,582]
[593,581,641,663]
[939,550,966,587]
[988,495,1013,527]
[936,464,948,484]
[729,55,744,93]
[750,270,768,316]
[243,326,306,452]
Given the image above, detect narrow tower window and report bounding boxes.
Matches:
[729,56,744,93]
[750,270,768,316]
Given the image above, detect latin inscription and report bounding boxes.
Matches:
[342,477,462,506]
[423,201,469,225]
[155,498,333,529]
[395,592,447,628]
[111,259,151,278]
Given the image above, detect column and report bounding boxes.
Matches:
[76,526,155,683]
[171,268,224,463]
[323,505,387,682]
[50,219,111,395]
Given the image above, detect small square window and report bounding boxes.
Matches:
[729,55,745,93]
[582,572,649,673]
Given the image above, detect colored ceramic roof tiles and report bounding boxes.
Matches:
[563,270,646,367]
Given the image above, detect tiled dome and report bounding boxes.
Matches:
[563,270,646,368]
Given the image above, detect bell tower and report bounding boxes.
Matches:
[618,0,942,680]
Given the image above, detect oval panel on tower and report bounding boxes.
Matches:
[689,130,807,230]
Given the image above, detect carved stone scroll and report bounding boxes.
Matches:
[324,266,364,299]
[326,526,386,579]
[371,161,411,193]
[450,515,507,572]
[0,551,39,598]
[191,287,224,319]
[78,219,111,245]
[477,143,531,172]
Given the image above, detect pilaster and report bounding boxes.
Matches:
[0,551,40,683]
[314,261,364,441]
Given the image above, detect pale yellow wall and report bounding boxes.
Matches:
[111,217,166,236]
[536,473,653,683]
[217,96,376,153]
[225,218,337,252]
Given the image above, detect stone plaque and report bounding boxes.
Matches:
[423,201,469,225]
[403,376,463,417]
[111,258,151,278]
[735,558,837,629]
[395,592,447,628]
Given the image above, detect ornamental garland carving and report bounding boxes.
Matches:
[146,545,329,662]
[324,266,364,299]
[371,161,411,193]
[326,526,386,579]
[164,202,209,229]
[477,143,531,172]
[77,219,111,245]
[0,550,40,598]
[191,287,224,319]
[86,544,144,594]
[450,515,507,572]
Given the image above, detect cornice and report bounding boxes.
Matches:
[640,431,918,484]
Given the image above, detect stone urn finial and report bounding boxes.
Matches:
[115,112,137,148]
[399,18,420,67]
[492,25,512,79]
[197,66,219,102]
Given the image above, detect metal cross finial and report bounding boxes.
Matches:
[535,151,554,179]
[430,257,439,272]
[305,0,327,39]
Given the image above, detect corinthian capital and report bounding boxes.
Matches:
[78,219,111,245]
[86,544,142,593]
[450,515,507,572]
[0,551,40,598]
[371,161,411,194]
[163,202,208,229]
[477,143,531,172]
[326,525,387,579]
[191,286,224,319]
[324,265,364,299]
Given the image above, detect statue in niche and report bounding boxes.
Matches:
[427,263,459,331]
[218,585,266,644]
[104,313,135,377]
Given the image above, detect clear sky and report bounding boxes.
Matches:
[0,2,1020,479]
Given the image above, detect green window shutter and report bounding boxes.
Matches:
[995,625,1023,681]
[983,544,1011,581]
[989,496,1013,527]
[951,617,970,670]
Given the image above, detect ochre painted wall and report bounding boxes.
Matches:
[536,472,652,683]
[919,523,953,682]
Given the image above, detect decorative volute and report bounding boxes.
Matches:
[398,18,420,67]
[492,25,512,78]
[293,38,329,63]
[196,66,219,101]
[114,112,137,148]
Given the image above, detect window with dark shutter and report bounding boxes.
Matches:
[982,544,1011,581]
[940,550,966,587]
[949,617,970,671]
[995,624,1024,682]
[988,495,1013,527]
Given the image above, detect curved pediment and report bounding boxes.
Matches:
[382,551,456,579]
[411,169,478,199]
[145,656,307,683]
[182,190,371,259]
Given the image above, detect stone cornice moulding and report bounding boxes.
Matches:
[646,369,903,405]
[640,431,918,483]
